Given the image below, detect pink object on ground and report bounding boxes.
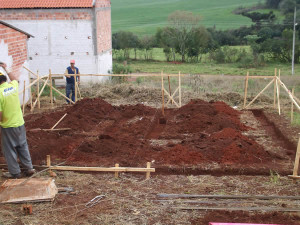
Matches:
[70,59,75,64]
[209,223,283,225]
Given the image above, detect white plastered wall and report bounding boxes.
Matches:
[5,19,112,85]
[0,40,30,104]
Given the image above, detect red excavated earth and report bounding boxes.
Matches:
[0,98,278,170]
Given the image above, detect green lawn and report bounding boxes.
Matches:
[119,60,300,76]
[112,0,262,35]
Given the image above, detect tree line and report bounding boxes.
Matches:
[112,0,300,67]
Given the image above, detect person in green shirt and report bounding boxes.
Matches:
[0,62,35,178]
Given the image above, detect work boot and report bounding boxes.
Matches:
[24,169,36,177]
[2,172,21,179]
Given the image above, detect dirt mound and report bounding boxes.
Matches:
[13,98,277,169]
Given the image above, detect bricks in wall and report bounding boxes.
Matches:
[0,24,28,76]
[95,0,112,54]
[0,11,92,20]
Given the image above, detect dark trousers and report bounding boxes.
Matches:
[1,125,33,175]
[66,83,75,103]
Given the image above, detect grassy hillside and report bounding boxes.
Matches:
[112,0,262,35]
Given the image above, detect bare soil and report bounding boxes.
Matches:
[1,80,300,224]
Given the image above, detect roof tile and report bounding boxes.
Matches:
[0,0,94,9]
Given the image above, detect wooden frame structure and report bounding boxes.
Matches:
[46,155,155,180]
[21,66,184,114]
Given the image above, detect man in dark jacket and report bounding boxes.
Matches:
[65,59,80,104]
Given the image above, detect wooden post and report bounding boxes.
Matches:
[28,71,32,110]
[274,68,277,108]
[31,76,50,112]
[115,164,119,178]
[47,155,51,167]
[276,78,281,115]
[146,162,151,180]
[291,88,295,123]
[51,113,68,130]
[37,70,40,109]
[292,136,300,177]
[243,72,249,108]
[168,76,172,105]
[161,71,165,116]
[179,71,182,107]
[49,69,53,108]
[278,69,281,97]
[22,81,26,114]
[245,79,274,109]
[74,70,77,103]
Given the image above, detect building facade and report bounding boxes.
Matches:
[0,0,112,83]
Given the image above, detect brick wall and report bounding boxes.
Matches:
[95,0,112,54]
[0,24,28,76]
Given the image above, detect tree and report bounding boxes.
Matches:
[112,31,139,59]
[265,0,282,9]
[139,35,155,61]
[166,10,202,62]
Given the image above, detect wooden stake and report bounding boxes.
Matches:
[37,70,40,109]
[76,82,82,99]
[161,71,165,116]
[49,69,53,108]
[51,113,68,130]
[292,136,300,177]
[274,68,277,108]
[146,162,151,179]
[31,76,50,112]
[179,71,182,107]
[168,76,173,105]
[22,80,26,115]
[245,79,274,109]
[47,155,51,167]
[276,78,281,115]
[74,70,77,103]
[243,72,249,108]
[291,88,295,123]
[278,69,281,97]
[115,164,119,178]
[277,77,300,113]
[28,71,32,110]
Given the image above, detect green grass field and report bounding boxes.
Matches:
[112,0,262,35]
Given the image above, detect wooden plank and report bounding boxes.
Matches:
[168,76,172,105]
[276,78,281,115]
[37,70,40,109]
[166,87,179,106]
[49,69,53,108]
[277,77,300,113]
[173,206,300,212]
[157,193,300,200]
[115,164,119,178]
[292,136,300,176]
[50,73,187,77]
[161,71,165,116]
[0,178,58,203]
[22,80,26,114]
[243,72,249,108]
[146,162,151,179]
[245,79,274,109]
[164,88,180,108]
[31,75,50,112]
[74,71,77,102]
[50,165,155,173]
[291,88,295,123]
[274,68,277,108]
[247,76,275,79]
[179,71,182,107]
[51,113,67,130]
[29,128,71,132]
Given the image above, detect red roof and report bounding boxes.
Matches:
[0,0,94,9]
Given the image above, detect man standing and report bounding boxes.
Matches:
[65,59,80,104]
[0,62,35,178]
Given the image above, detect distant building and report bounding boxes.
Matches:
[0,20,33,103]
[0,0,112,83]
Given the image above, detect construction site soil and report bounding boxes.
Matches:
[5,97,296,176]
